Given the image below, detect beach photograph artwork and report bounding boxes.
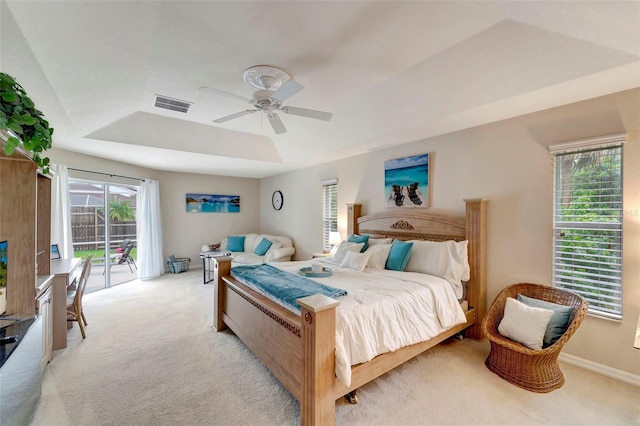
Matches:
[186,193,240,213]
[384,154,429,208]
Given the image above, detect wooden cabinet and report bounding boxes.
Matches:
[1,130,52,310]
[36,280,53,372]
[0,148,37,316]
[1,130,53,372]
[36,173,51,277]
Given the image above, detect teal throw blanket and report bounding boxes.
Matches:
[231,264,347,313]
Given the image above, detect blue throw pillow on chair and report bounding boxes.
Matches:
[517,294,573,347]
[227,236,245,252]
[348,234,369,252]
[385,240,413,271]
[254,238,273,256]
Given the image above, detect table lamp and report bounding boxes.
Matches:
[329,231,342,254]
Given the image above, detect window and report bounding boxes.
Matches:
[551,135,625,319]
[322,179,338,252]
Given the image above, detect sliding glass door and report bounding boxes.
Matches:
[68,180,138,293]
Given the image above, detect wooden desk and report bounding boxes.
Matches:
[50,258,81,350]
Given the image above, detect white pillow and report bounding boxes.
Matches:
[455,240,470,282]
[340,250,371,272]
[364,244,392,270]
[330,241,364,265]
[498,297,554,350]
[368,237,392,246]
[403,240,469,299]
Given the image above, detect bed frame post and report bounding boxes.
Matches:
[213,257,232,331]
[464,198,487,340]
[346,203,362,236]
[297,294,340,426]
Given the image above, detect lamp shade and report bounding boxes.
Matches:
[329,231,342,246]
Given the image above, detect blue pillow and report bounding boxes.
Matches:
[348,234,369,252]
[254,238,273,256]
[227,236,245,252]
[385,240,413,271]
[517,294,573,348]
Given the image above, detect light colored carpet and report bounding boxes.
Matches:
[30,270,640,425]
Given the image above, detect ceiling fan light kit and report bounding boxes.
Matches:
[202,65,332,134]
[242,65,290,90]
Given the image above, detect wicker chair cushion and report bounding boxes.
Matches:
[518,294,573,347]
[498,297,554,350]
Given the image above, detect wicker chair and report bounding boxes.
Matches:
[482,283,588,393]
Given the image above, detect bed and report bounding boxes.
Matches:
[212,199,487,425]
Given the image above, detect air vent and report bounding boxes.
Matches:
[154,95,192,113]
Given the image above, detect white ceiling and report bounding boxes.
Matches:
[2,1,639,178]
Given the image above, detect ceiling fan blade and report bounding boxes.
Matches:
[200,86,252,103]
[270,79,304,103]
[267,113,287,134]
[213,109,258,123]
[282,106,332,121]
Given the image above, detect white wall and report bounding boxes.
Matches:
[260,89,640,376]
[158,171,259,262]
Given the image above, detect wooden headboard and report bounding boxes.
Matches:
[346,199,487,340]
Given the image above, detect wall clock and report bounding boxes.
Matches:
[272,190,283,210]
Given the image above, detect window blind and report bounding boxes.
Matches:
[552,140,624,319]
[322,181,338,252]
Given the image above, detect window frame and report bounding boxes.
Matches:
[550,134,625,320]
[322,179,338,252]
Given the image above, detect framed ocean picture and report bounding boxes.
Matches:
[384,153,430,208]
[186,193,240,213]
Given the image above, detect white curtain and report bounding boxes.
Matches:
[137,179,164,279]
[51,164,74,258]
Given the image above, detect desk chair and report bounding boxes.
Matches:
[67,255,92,339]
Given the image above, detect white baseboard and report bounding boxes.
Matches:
[559,352,640,387]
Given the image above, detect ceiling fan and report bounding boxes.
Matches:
[201,65,332,134]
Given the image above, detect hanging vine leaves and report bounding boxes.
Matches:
[0,72,53,173]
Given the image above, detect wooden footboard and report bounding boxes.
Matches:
[213,258,339,424]
[212,198,487,426]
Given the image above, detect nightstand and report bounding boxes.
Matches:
[311,252,332,259]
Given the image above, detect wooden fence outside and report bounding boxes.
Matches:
[71,206,136,251]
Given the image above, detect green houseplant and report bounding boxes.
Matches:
[0,72,53,173]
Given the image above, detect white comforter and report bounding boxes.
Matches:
[273,260,466,387]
